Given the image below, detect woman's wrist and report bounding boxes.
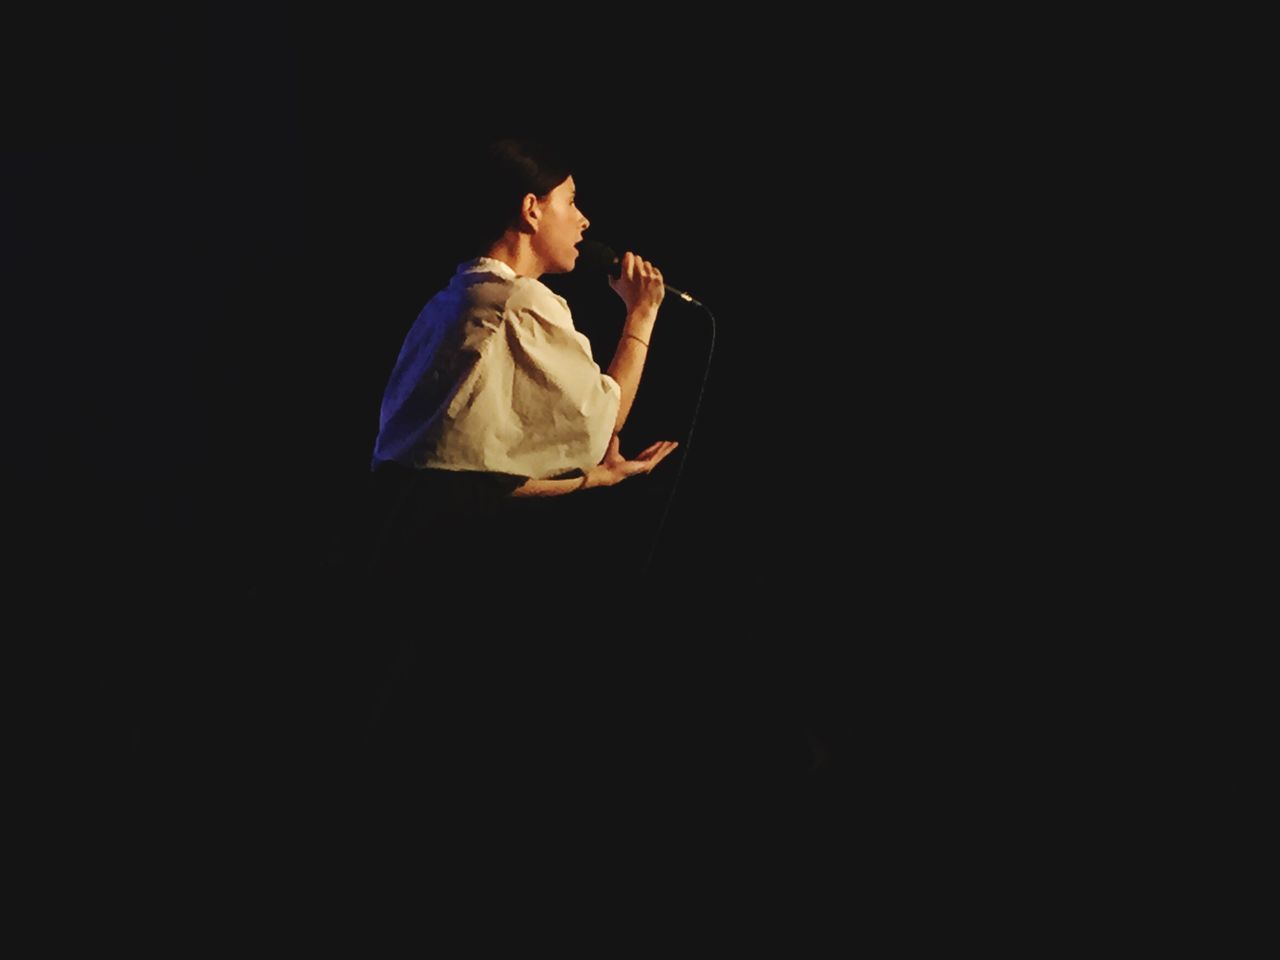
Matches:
[623,308,658,335]
[582,465,614,490]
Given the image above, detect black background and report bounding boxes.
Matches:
[6,9,1044,801]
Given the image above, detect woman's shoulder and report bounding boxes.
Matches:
[505,276,572,326]
[447,259,519,318]
[449,258,572,328]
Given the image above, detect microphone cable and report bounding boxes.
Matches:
[641,297,716,578]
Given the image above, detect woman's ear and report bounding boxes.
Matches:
[520,192,541,233]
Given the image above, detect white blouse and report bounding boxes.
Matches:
[373,257,621,479]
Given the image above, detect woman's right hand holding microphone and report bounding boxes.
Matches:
[608,251,665,315]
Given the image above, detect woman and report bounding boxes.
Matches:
[362,141,681,776]
[372,140,676,490]
[366,141,679,578]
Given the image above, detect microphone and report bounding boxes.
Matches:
[576,239,703,307]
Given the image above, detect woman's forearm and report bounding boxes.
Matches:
[510,473,593,498]
[607,306,658,435]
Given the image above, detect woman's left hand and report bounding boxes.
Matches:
[587,435,679,488]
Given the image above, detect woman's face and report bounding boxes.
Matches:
[531,176,590,274]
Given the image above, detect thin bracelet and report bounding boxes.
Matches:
[624,333,650,349]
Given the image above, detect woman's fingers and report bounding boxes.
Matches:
[649,441,678,466]
[636,440,678,461]
[624,252,662,282]
[639,441,678,469]
[608,440,679,481]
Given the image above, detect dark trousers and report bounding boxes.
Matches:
[357,464,680,790]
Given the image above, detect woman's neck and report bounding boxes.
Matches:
[484,234,544,279]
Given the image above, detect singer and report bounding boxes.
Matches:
[360,141,682,771]
[360,140,696,788]
[366,140,679,586]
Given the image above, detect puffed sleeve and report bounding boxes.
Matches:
[494,279,621,477]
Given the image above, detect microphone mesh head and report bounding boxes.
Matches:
[576,239,620,277]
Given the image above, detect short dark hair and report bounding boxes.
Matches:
[467,139,572,254]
